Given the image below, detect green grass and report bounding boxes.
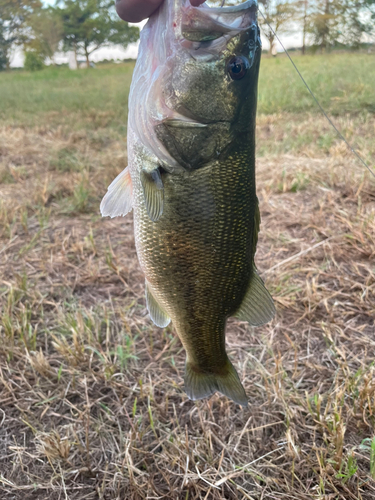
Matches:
[258,52,375,115]
[0,63,134,129]
[1,53,374,131]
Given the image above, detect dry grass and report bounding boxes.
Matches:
[0,108,375,500]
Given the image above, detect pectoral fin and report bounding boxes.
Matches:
[100,166,133,218]
[234,271,275,326]
[145,281,170,328]
[140,169,164,222]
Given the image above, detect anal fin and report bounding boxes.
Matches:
[234,271,275,326]
[100,166,133,218]
[140,169,164,222]
[145,281,170,328]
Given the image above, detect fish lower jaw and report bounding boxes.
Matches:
[162,118,207,128]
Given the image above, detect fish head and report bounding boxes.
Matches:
[129,0,261,171]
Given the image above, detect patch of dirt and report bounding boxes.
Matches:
[0,125,375,499]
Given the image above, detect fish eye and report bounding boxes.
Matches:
[227,56,249,81]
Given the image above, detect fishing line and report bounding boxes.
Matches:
[257,8,375,179]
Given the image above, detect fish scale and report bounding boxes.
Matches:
[133,140,255,369]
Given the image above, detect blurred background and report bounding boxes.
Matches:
[2,0,375,69]
[1,1,375,499]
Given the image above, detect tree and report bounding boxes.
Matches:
[24,49,44,70]
[299,0,313,54]
[0,0,42,69]
[58,0,139,68]
[258,0,299,55]
[27,7,64,64]
[307,0,340,51]
[0,31,8,70]
[307,0,375,51]
[335,0,375,47]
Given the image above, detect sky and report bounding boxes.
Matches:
[11,1,301,67]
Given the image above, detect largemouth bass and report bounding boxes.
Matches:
[101,0,275,406]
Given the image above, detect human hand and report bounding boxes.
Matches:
[116,0,206,23]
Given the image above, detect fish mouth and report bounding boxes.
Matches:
[162,107,210,129]
[182,0,258,43]
[196,0,258,14]
[163,119,208,129]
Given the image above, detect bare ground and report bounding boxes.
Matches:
[0,116,374,499]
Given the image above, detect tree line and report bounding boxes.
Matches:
[0,0,139,70]
[0,0,374,71]
[215,0,375,55]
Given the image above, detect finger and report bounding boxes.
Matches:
[115,0,163,23]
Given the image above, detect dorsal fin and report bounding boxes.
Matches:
[234,198,275,326]
[234,271,275,326]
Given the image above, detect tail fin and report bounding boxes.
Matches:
[184,359,248,407]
